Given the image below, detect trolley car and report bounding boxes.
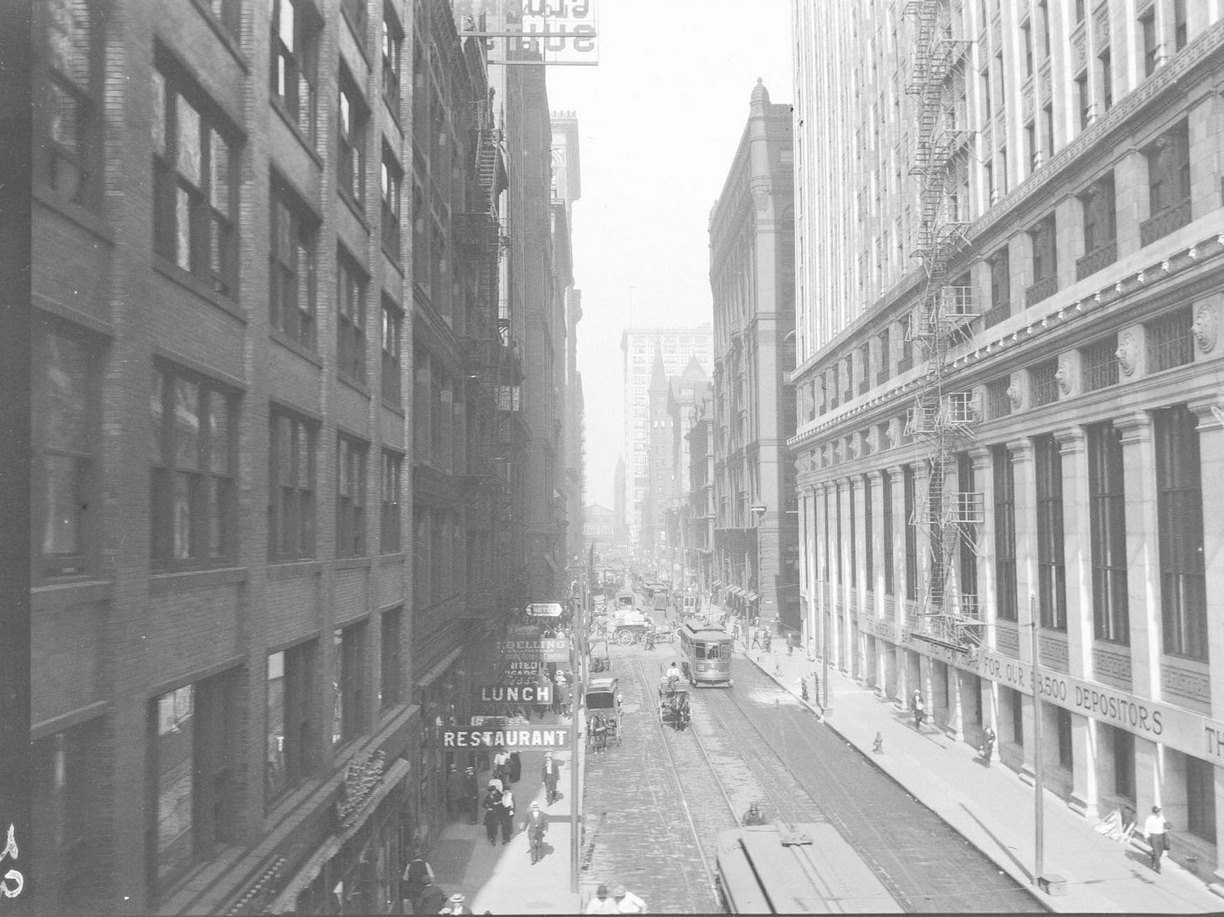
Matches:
[715,823,901,914]
[677,623,733,687]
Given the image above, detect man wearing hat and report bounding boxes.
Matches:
[445,762,466,821]
[440,891,469,914]
[415,875,446,915]
[482,780,503,845]
[611,882,647,913]
[542,751,562,805]
[523,800,548,864]
[1144,805,1169,873]
[584,884,619,914]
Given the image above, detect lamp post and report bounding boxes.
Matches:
[750,504,767,632]
[1029,592,1046,889]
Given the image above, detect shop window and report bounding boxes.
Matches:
[266,640,316,803]
[152,55,238,296]
[34,323,99,580]
[149,669,242,898]
[381,607,402,708]
[1112,727,1134,799]
[333,621,369,747]
[1008,687,1024,746]
[1056,707,1073,768]
[150,362,238,569]
[1186,755,1217,842]
[1088,422,1129,643]
[1035,435,1066,631]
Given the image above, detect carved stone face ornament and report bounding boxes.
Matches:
[1192,304,1217,353]
[1115,330,1138,376]
[1054,359,1073,396]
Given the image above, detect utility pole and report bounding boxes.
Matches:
[1029,593,1045,886]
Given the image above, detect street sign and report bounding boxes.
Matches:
[526,602,564,617]
[496,638,571,662]
[477,684,553,704]
[442,726,571,749]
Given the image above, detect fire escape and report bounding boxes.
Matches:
[457,95,524,620]
[903,0,984,650]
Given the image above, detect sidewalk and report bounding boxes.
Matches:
[738,638,1224,914]
[428,715,584,914]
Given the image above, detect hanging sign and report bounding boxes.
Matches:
[442,726,571,749]
[526,602,564,617]
[478,684,553,704]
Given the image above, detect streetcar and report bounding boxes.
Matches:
[677,622,733,686]
[715,823,902,914]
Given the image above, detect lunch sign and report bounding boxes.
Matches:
[863,618,1224,762]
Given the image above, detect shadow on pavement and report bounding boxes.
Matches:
[958,802,1034,882]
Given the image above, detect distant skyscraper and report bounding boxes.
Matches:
[621,324,712,550]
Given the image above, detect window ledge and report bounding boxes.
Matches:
[32,577,115,608]
[339,374,370,398]
[339,189,370,231]
[271,330,324,367]
[378,552,406,566]
[187,0,249,72]
[335,555,372,571]
[150,565,248,595]
[380,396,405,416]
[153,256,245,322]
[267,559,323,580]
[34,186,115,246]
[270,99,322,167]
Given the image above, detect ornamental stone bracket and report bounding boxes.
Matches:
[1054,351,1079,397]
[1115,328,1142,377]
[1193,297,1218,354]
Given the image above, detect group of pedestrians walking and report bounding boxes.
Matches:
[584,882,647,913]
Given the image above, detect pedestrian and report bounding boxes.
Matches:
[462,765,480,824]
[1144,805,1169,873]
[498,784,515,844]
[482,781,503,845]
[401,850,435,910]
[446,763,465,820]
[750,627,761,650]
[911,690,925,729]
[787,632,795,656]
[981,725,996,766]
[610,883,647,914]
[492,746,510,784]
[523,800,548,864]
[584,884,620,914]
[542,751,561,805]
[440,891,470,914]
[415,877,446,915]
[762,629,772,653]
[508,750,522,784]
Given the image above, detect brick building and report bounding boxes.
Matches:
[28,0,562,913]
[792,0,1224,879]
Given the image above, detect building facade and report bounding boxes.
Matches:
[685,382,717,594]
[620,324,713,550]
[709,80,799,635]
[664,358,710,590]
[792,0,1224,880]
[28,0,566,913]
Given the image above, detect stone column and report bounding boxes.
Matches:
[1188,85,1223,221]
[1056,425,1097,815]
[1007,438,1038,775]
[1115,149,1151,260]
[886,465,908,701]
[970,446,998,729]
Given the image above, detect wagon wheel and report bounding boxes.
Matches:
[616,629,635,646]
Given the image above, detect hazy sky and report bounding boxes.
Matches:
[541,1,794,507]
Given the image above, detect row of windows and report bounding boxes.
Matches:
[809,404,1205,661]
[33,324,407,581]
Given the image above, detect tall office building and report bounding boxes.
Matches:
[792,0,1224,879]
[708,80,798,634]
[620,324,712,551]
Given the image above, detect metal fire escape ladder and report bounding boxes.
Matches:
[903,0,983,652]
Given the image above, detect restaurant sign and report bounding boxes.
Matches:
[442,727,571,749]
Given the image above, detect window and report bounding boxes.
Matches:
[1075,0,1085,23]
[1148,123,1191,215]
[1055,707,1073,768]
[381,296,403,407]
[1021,20,1033,76]
[381,146,402,254]
[1187,755,1217,842]
[1087,423,1128,643]
[899,316,913,371]
[32,718,106,915]
[382,4,403,109]
[903,466,917,601]
[863,474,874,590]
[1027,214,1057,305]
[380,449,402,552]
[266,641,315,803]
[1029,358,1059,407]
[1174,0,1187,52]
[38,0,105,208]
[876,328,890,383]
[1081,334,1119,391]
[338,75,367,205]
[1079,173,1117,279]
[980,66,992,121]
[1034,435,1066,630]
[337,435,368,557]
[151,363,237,568]
[1154,404,1205,659]
[34,324,98,579]
[1112,727,1134,798]
[380,607,402,709]
[1042,103,1054,162]
[1075,72,1090,131]
[271,0,320,142]
[337,249,366,385]
[882,470,894,596]
[150,669,241,897]
[1008,687,1024,745]
[268,406,316,559]
[1140,10,1157,77]
[993,445,1017,621]
[1098,48,1113,111]
[1037,0,1050,61]
[1025,121,1037,172]
[269,178,318,350]
[152,59,238,296]
[333,621,369,746]
[986,247,1010,326]
[986,377,1012,419]
[1147,306,1194,372]
[958,453,978,605]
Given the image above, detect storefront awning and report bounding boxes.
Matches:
[728,586,743,598]
[414,646,464,690]
[268,759,411,914]
[746,592,760,603]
